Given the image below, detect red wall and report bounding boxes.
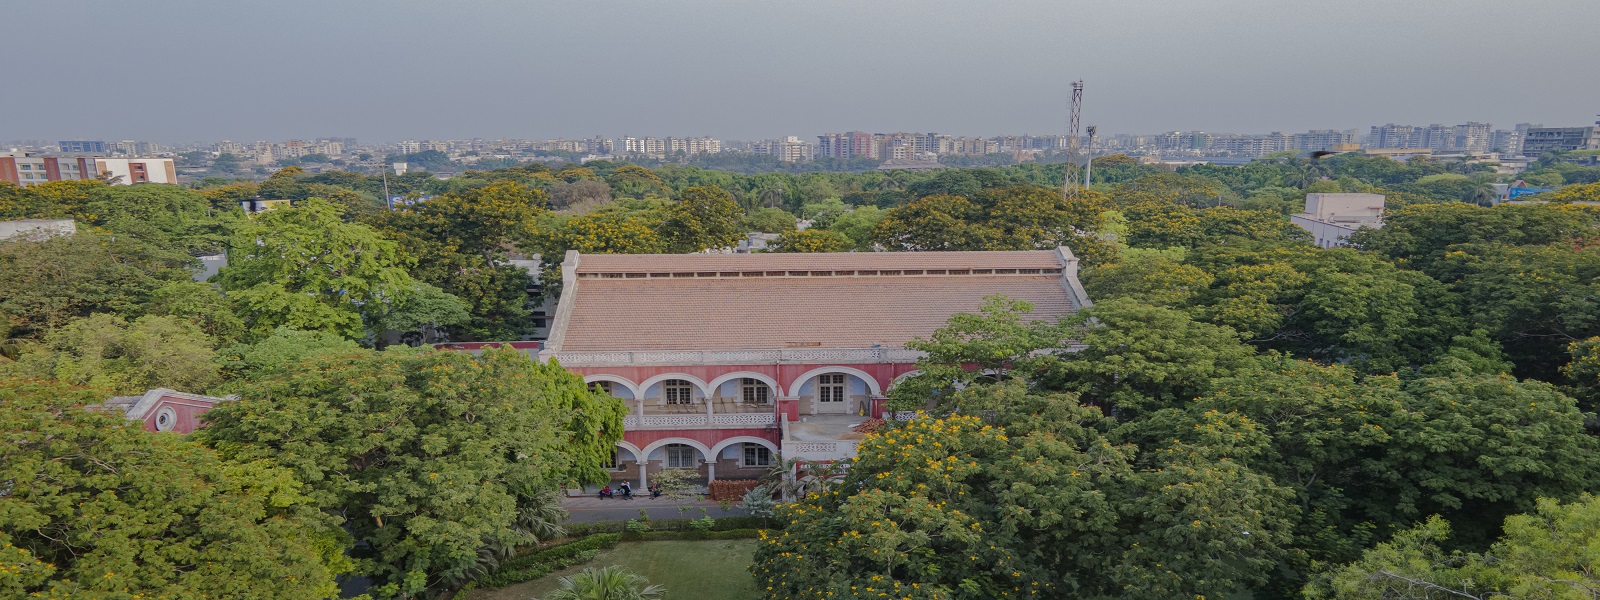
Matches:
[571,362,920,399]
[140,396,218,434]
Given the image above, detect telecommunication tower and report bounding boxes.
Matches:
[1062,80,1084,199]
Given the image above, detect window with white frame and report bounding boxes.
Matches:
[665,380,693,404]
[818,374,845,403]
[741,378,770,404]
[742,444,772,467]
[665,444,697,468]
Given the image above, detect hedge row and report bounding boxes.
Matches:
[564,516,775,536]
[476,533,622,588]
[621,528,762,541]
[707,479,763,500]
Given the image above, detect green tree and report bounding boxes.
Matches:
[217,198,459,340]
[753,397,1294,600]
[0,379,344,598]
[1564,336,1600,410]
[1309,495,1600,599]
[826,205,886,249]
[0,230,193,338]
[1082,247,1214,306]
[141,280,248,345]
[214,326,363,383]
[546,566,665,600]
[2,313,220,394]
[1054,297,1256,413]
[660,186,743,253]
[196,347,627,598]
[741,207,799,232]
[870,194,991,251]
[766,229,850,253]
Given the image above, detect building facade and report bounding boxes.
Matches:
[1522,124,1600,158]
[538,249,1092,489]
[1291,193,1386,248]
[0,151,98,186]
[95,158,177,184]
[98,388,233,434]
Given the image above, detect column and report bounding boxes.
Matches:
[636,397,645,418]
[705,459,716,483]
[636,458,648,490]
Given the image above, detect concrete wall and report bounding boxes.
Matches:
[0,219,76,241]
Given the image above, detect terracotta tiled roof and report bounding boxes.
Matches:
[574,251,1065,274]
[552,250,1086,352]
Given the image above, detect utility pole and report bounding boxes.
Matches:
[1083,125,1098,190]
[1062,81,1085,199]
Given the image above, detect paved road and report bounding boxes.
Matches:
[562,496,750,523]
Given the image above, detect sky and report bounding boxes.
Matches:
[5,0,1598,143]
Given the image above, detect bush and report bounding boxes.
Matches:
[621,529,763,542]
[563,515,775,536]
[708,479,763,500]
[477,533,622,588]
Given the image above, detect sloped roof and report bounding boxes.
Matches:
[548,249,1089,352]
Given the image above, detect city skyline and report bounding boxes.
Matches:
[3,0,1597,142]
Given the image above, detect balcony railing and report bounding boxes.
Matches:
[623,413,777,429]
[552,347,926,367]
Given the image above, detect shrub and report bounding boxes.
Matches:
[709,478,763,500]
[476,533,622,588]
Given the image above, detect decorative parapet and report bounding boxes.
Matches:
[554,347,927,367]
[622,413,777,429]
[783,440,859,461]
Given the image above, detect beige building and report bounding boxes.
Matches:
[1291,193,1385,248]
[94,158,177,185]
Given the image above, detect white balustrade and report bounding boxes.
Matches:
[554,347,927,367]
[708,413,777,427]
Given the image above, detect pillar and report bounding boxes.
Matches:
[705,460,716,483]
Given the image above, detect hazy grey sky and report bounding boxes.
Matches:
[6,0,1597,142]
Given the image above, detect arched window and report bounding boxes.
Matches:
[742,443,772,467]
[665,443,698,468]
[817,374,846,404]
[741,378,770,404]
[664,380,694,405]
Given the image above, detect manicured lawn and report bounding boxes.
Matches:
[465,540,759,600]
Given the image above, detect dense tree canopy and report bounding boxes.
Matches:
[0,378,344,598]
[196,346,626,598]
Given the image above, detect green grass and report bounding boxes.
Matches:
[464,540,759,600]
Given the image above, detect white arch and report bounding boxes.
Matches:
[709,435,780,459]
[889,370,923,389]
[584,374,641,398]
[705,371,783,397]
[638,373,713,399]
[616,440,645,463]
[640,437,714,462]
[790,366,884,397]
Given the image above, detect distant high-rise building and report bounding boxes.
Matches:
[58,140,108,154]
[1489,129,1523,156]
[817,132,875,159]
[1415,124,1457,152]
[1455,122,1492,153]
[1291,129,1358,152]
[1522,121,1600,157]
[1368,124,1419,149]
[0,151,174,186]
[1,151,98,186]
[396,140,422,154]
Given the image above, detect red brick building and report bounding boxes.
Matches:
[99,388,233,434]
[539,248,1091,489]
